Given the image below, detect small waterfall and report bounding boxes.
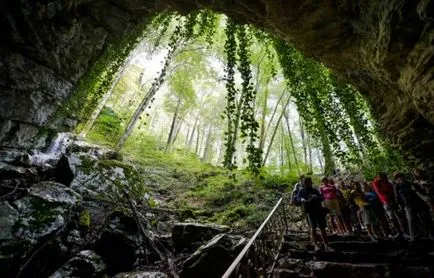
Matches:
[46,133,69,155]
[30,133,70,167]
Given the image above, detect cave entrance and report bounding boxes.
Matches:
[1,1,434,172]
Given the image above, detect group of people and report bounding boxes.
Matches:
[291,169,434,251]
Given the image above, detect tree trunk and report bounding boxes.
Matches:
[185,127,190,148]
[258,89,269,152]
[166,98,181,150]
[80,55,135,137]
[279,127,285,175]
[147,107,156,133]
[188,117,198,150]
[317,149,324,173]
[299,116,308,168]
[116,41,177,150]
[195,125,201,156]
[223,96,243,168]
[284,112,300,175]
[216,139,223,165]
[262,97,291,166]
[311,96,335,176]
[307,132,313,174]
[281,123,292,171]
[172,118,183,146]
[202,125,213,161]
[264,89,286,144]
[319,128,335,176]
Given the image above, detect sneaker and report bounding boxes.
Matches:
[403,234,412,241]
[324,245,335,252]
[314,244,321,252]
[369,236,378,243]
[391,233,402,239]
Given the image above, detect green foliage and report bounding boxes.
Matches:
[79,209,91,230]
[90,106,122,140]
[222,19,238,171]
[236,25,262,174]
[52,19,151,131]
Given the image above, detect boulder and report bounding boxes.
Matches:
[49,250,106,278]
[181,234,246,278]
[14,181,82,245]
[0,161,32,178]
[67,153,142,198]
[0,201,19,240]
[95,211,146,275]
[172,222,231,252]
[0,182,81,277]
[67,140,101,156]
[96,149,123,161]
[0,149,30,165]
[0,201,22,274]
[113,271,168,278]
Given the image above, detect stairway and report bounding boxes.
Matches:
[273,232,434,278]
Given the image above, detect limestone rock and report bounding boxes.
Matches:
[67,153,141,198]
[180,233,246,278]
[67,140,101,156]
[0,162,31,178]
[0,149,30,165]
[172,222,231,252]
[113,271,168,278]
[0,201,19,240]
[49,250,106,278]
[14,181,82,245]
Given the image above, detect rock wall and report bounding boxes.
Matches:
[1,0,433,169]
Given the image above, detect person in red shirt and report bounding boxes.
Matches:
[371,172,405,237]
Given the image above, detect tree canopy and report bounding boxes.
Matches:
[81,11,405,180]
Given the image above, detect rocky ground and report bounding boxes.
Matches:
[274,233,434,278]
[3,133,433,278]
[0,134,246,278]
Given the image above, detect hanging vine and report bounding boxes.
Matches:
[222,19,238,170]
[236,25,262,174]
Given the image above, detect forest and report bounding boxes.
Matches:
[71,11,404,182]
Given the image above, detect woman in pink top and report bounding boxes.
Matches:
[320,177,349,234]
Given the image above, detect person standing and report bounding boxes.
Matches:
[291,175,305,204]
[320,177,349,234]
[364,182,391,238]
[393,172,434,241]
[297,177,334,251]
[372,172,405,237]
[350,181,379,241]
[412,168,434,217]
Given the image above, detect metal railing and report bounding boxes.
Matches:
[222,195,308,278]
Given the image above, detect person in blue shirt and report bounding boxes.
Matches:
[290,175,305,204]
[363,182,392,238]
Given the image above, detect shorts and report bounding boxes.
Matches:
[325,198,342,216]
[360,206,378,225]
[306,212,326,229]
